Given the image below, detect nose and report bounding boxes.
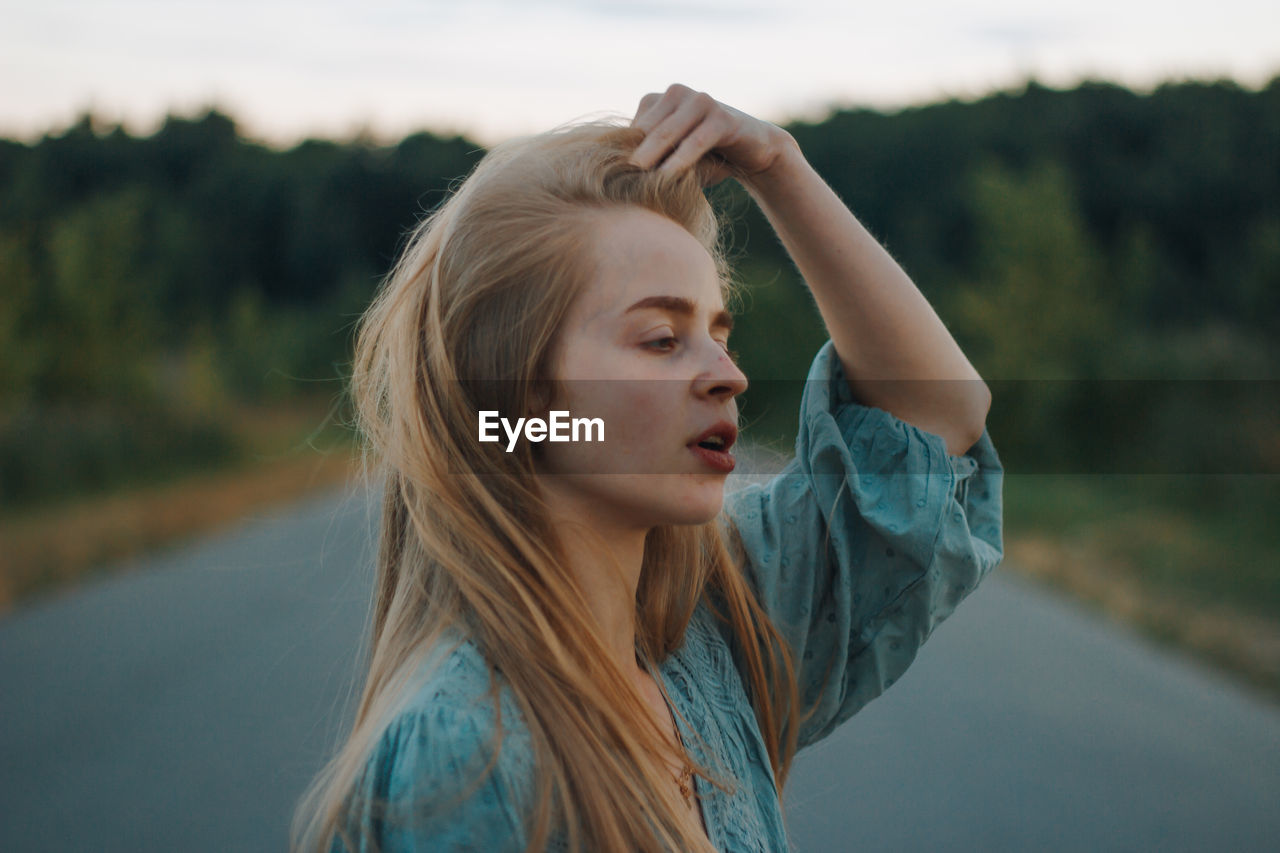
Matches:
[692,342,748,400]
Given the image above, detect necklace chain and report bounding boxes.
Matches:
[669,711,696,806]
[639,651,697,808]
[675,762,695,805]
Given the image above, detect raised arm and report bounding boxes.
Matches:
[737,141,990,455]
[631,84,1005,750]
[628,84,990,456]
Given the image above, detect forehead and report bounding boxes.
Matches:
[573,207,724,324]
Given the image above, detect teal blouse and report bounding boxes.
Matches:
[335,340,1005,852]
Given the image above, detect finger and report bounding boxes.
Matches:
[657,112,730,176]
[631,83,695,132]
[629,92,664,128]
[631,91,714,170]
[630,88,681,135]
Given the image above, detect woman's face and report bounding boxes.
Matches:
[533,206,749,533]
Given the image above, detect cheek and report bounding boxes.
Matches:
[608,384,674,444]
[559,382,678,465]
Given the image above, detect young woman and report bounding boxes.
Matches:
[293,84,1003,853]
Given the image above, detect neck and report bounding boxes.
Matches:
[559,518,649,677]
[535,485,651,681]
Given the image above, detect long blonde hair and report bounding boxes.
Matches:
[292,119,803,852]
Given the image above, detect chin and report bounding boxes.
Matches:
[681,506,724,527]
[661,479,726,526]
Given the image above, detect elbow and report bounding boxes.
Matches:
[950,381,991,456]
[972,379,992,432]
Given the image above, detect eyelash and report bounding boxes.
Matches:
[646,336,679,351]
[646,336,740,364]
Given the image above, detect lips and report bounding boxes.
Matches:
[688,420,738,453]
[688,420,737,474]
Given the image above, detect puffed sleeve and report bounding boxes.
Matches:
[332,699,533,853]
[721,339,1004,751]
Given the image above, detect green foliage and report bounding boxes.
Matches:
[727,259,829,447]
[0,229,42,398]
[947,159,1118,380]
[1237,217,1280,339]
[940,159,1118,474]
[785,76,1280,337]
[43,187,164,399]
[1004,474,1280,620]
[0,401,238,509]
[2,79,1278,507]
[215,275,371,401]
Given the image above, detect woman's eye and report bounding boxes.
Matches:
[645,336,679,352]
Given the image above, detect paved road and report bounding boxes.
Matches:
[2,482,1278,852]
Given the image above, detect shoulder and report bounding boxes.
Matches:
[347,636,536,851]
[402,633,516,720]
[382,634,534,784]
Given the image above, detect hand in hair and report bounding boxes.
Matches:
[630,85,990,454]
[627,83,798,188]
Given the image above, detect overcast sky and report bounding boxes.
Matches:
[3,0,1278,147]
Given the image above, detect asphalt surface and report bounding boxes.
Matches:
[2,480,1277,852]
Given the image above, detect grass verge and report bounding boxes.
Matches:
[0,400,361,613]
[1002,474,1280,704]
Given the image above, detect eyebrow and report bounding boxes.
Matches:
[623,295,734,332]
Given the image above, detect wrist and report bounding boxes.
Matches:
[739,129,806,197]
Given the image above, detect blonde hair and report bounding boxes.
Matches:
[292,119,803,852]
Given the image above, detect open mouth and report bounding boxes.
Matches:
[688,422,738,472]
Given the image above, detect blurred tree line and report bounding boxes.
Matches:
[721,77,1278,480]
[1,76,1277,508]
